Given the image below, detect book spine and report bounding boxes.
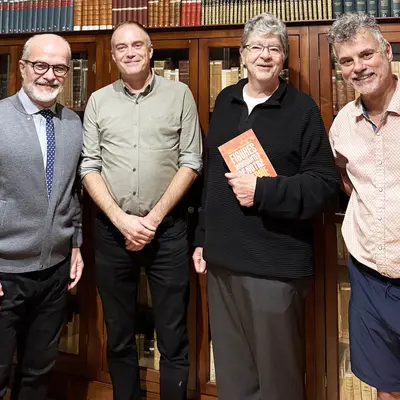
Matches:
[333,0,343,16]
[366,0,377,15]
[391,0,400,14]
[355,0,366,11]
[343,0,354,12]
[99,0,106,28]
[378,0,390,15]
[48,0,55,31]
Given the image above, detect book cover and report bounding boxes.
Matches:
[218,129,277,178]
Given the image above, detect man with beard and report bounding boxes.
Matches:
[192,13,339,400]
[329,14,400,400]
[0,34,84,400]
[80,22,201,400]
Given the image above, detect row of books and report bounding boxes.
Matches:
[210,340,216,382]
[333,0,400,18]
[57,58,88,109]
[0,0,74,34]
[154,59,189,85]
[338,281,350,343]
[332,61,400,114]
[339,348,378,400]
[203,0,333,25]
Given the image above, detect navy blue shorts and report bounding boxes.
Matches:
[348,255,400,392]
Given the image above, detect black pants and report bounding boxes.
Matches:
[0,259,70,400]
[207,265,309,400]
[94,214,190,400]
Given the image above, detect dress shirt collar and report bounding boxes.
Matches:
[121,70,157,98]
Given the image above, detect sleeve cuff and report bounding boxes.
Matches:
[72,228,83,248]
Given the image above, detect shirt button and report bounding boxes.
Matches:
[133,191,137,196]
[378,160,383,165]
[376,132,381,136]
[379,188,383,192]
[134,145,137,148]
[134,122,138,126]
[378,216,382,221]
[133,168,136,172]
[378,245,383,250]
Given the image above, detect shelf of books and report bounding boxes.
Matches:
[57,51,88,115]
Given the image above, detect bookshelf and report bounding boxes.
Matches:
[4,20,392,399]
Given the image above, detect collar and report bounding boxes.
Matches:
[349,76,400,118]
[121,70,157,97]
[18,87,57,116]
[229,78,288,107]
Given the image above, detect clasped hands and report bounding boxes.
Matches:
[118,213,158,251]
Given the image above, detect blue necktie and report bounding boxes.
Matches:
[39,109,56,199]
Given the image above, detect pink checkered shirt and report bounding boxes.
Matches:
[329,78,400,278]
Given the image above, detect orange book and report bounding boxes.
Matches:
[218,129,277,178]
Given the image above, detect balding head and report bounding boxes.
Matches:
[22,34,71,64]
[20,34,72,108]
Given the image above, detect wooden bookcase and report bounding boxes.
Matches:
[4,19,399,399]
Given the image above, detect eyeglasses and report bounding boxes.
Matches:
[22,60,70,77]
[244,44,283,56]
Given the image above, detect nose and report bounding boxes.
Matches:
[42,66,57,80]
[259,47,272,59]
[353,57,366,73]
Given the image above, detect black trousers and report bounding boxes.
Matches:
[207,265,309,400]
[0,259,70,400]
[94,214,190,400]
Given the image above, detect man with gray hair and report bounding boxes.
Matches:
[329,13,400,400]
[193,13,338,400]
[0,33,84,400]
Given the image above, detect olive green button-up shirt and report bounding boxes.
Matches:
[79,74,203,216]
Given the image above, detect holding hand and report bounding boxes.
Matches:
[0,282,3,296]
[225,172,257,207]
[118,213,157,251]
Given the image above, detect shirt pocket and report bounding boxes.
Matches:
[148,115,180,150]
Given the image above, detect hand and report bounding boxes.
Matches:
[225,172,257,207]
[0,282,3,296]
[116,213,156,251]
[69,248,84,291]
[193,247,207,274]
[123,214,157,251]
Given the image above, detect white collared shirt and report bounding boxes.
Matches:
[18,88,57,170]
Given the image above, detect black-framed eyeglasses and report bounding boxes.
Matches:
[22,60,70,77]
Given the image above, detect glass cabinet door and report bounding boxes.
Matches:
[334,220,378,400]
[0,45,19,98]
[104,39,198,397]
[56,41,97,376]
[0,53,10,100]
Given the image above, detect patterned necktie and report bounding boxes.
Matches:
[39,109,56,199]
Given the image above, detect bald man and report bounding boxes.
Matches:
[0,34,84,400]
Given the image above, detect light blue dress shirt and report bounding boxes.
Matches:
[18,88,57,170]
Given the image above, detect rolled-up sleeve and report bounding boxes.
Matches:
[79,94,102,180]
[179,87,203,173]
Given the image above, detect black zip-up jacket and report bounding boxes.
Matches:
[194,79,340,278]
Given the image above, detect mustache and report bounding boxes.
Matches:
[35,79,60,88]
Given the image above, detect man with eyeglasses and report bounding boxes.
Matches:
[192,13,339,400]
[80,21,202,400]
[0,33,84,400]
